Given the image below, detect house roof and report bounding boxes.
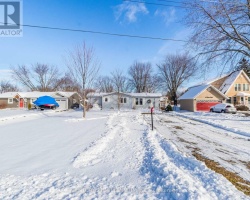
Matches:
[88,92,162,98]
[18,92,56,98]
[87,92,107,97]
[126,93,162,98]
[179,85,209,100]
[56,92,80,98]
[179,84,228,100]
[0,92,18,98]
[218,70,242,94]
[0,91,79,99]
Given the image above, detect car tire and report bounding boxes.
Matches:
[221,110,225,113]
[210,109,213,112]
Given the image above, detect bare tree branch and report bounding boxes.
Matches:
[65,42,101,117]
[157,53,198,99]
[184,0,250,72]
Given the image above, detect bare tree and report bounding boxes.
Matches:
[184,0,250,72]
[111,69,129,110]
[11,65,36,91]
[0,81,18,93]
[32,63,59,91]
[65,42,101,117]
[95,76,114,93]
[54,73,81,92]
[128,61,159,92]
[11,63,60,91]
[157,53,197,101]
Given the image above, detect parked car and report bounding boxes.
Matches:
[210,103,237,114]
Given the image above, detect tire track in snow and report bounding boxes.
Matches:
[140,120,247,199]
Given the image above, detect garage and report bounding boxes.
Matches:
[196,100,221,111]
[179,85,228,112]
[56,99,68,110]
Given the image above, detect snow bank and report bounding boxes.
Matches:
[173,111,250,138]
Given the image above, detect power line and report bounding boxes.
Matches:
[123,0,190,8]
[156,0,183,4]
[0,22,187,42]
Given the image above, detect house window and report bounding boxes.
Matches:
[105,98,108,102]
[235,84,237,91]
[226,97,231,103]
[8,98,13,104]
[140,98,143,105]
[136,98,143,105]
[246,84,250,91]
[248,97,250,103]
[237,84,241,91]
[120,98,127,104]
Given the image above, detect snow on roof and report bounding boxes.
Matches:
[219,70,242,94]
[56,92,79,98]
[127,93,162,97]
[18,92,57,98]
[179,84,209,100]
[0,91,78,99]
[90,92,162,98]
[87,92,107,97]
[0,92,18,98]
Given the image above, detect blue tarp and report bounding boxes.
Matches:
[33,96,59,107]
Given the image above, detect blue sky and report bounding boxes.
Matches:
[0,0,192,84]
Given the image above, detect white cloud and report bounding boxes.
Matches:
[154,8,176,26]
[114,2,149,23]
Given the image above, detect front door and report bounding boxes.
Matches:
[19,98,24,108]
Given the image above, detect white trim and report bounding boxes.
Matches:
[8,98,13,104]
[237,92,250,97]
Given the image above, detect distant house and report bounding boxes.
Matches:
[0,91,81,110]
[179,70,250,112]
[0,92,20,109]
[87,92,162,110]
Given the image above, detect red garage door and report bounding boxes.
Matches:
[196,101,221,111]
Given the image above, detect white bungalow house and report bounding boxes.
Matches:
[87,92,163,110]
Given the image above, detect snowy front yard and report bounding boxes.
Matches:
[0,109,249,199]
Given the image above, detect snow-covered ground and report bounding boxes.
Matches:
[0,109,249,199]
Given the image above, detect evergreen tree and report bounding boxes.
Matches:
[236,58,250,77]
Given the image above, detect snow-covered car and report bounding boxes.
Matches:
[210,103,237,114]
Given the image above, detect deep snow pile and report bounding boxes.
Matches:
[0,110,248,199]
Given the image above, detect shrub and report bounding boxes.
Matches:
[235,105,249,111]
[165,104,173,111]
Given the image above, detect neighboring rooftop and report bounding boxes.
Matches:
[178,84,209,100]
